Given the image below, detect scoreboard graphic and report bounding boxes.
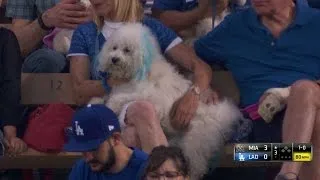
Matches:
[234,143,312,162]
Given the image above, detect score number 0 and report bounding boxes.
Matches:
[264,145,269,160]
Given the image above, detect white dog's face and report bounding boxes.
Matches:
[98,24,159,81]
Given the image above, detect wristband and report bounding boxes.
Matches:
[38,13,53,31]
[189,85,201,96]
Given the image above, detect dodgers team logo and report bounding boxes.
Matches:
[75,121,84,136]
[108,125,114,131]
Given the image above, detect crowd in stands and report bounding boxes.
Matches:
[1,0,320,179]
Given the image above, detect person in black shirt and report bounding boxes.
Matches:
[0,27,27,155]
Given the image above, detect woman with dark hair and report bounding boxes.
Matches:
[143,146,190,180]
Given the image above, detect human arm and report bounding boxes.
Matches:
[167,44,215,130]
[6,0,92,57]
[145,18,214,130]
[151,0,211,32]
[70,56,106,105]
[167,44,212,93]
[70,57,128,105]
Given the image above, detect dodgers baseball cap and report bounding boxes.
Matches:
[64,104,121,152]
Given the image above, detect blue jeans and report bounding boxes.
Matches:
[22,48,67,73]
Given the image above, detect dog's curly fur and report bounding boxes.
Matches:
[90,23,243,179]
[52,0,91,54]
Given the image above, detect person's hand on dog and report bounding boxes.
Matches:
[42,0,93,29]
[200,89,219,105]
[170,90,200,131]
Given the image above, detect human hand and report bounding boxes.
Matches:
[3,126,27,155]
[5,137,27,156]
[170,90,199,131]
[200,89,219,105]
[42,0,93,29]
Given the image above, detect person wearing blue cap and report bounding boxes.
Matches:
[64,104,148,180]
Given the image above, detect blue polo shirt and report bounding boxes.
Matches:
[68,148,148,180]
[194,0,320,107]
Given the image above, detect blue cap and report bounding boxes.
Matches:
[64,104,121,152]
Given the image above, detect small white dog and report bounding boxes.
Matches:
[258,87,291,123]
[259,81,318,123]
[90,23,243,179]
[52,0,91,54]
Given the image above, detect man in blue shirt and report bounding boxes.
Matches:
[194,0,320,179]
[64,104,148,180]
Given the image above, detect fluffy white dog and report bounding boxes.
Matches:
[90,23,243,179]
[260,81,320,121]
[258,86,291,123]
[52,0,91,54]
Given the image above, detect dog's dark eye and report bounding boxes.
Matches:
[123,47,131,53]
[113,46,117,50]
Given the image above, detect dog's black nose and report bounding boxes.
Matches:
[111,57,120,64]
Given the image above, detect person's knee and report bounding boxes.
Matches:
[22,48,66,73]
[290,80,320,104]
[128,101,157,125]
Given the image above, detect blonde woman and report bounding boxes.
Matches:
[68,0,215,154]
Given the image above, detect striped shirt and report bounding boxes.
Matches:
[6,0,154,20]
[6,0,56,20]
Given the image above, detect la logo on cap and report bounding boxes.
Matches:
[108,125,114,131]
[75,121,84,136]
